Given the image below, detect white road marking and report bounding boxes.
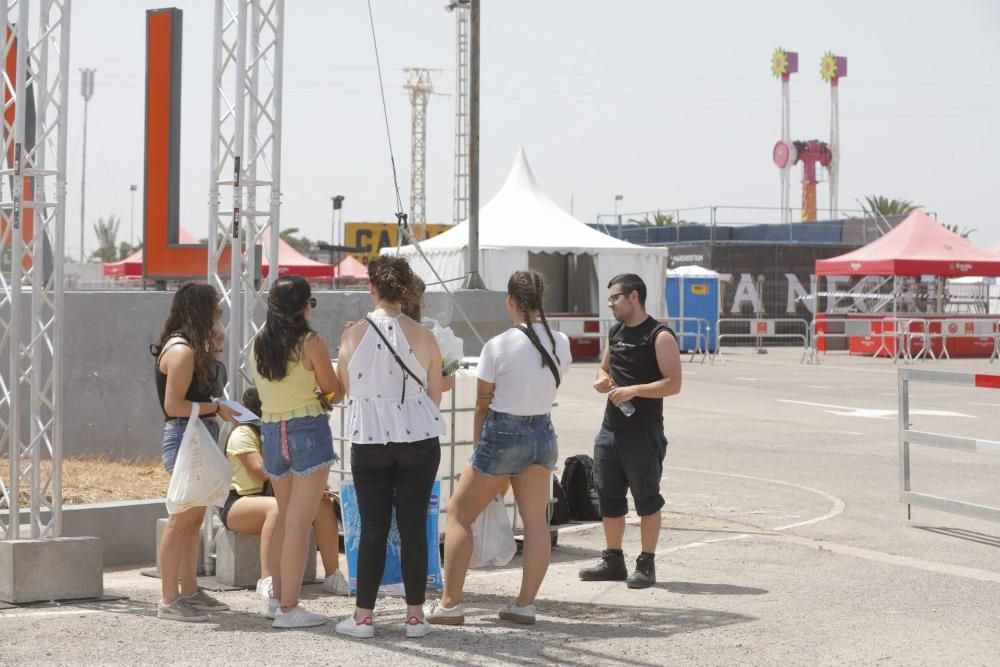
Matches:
[735,377,758,382]
[777,399,974,419]
[0,609,103,620]
[803,385,830,390]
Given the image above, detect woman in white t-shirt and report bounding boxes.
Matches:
[427,270,571,627]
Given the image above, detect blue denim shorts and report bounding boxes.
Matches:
[261,414,338,479]
[161,418,221,474]
[469,410,558,477]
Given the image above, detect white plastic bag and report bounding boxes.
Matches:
[425,318,464,376]
[165,404,231,515]
[470,495,517,568]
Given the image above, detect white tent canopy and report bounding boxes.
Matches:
[391,148,668,316]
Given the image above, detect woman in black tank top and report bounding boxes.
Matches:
[152,283,236,622]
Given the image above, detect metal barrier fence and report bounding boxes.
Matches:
[715,318,809,364]
[546,316,710,363]
[898,368,1000,523]
[805,317,1000,365]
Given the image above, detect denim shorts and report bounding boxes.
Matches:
[469,410,558,477]
[161,418,221,474]
[261,414,338,479]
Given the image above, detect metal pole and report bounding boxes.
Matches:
[129,184,137,246]
[463,0,484,288]
[79,97,87,261]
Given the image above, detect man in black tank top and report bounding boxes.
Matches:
[578,274,682,589]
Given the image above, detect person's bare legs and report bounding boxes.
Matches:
[603,516,626,550]
[277,467,329,612]
[269,476,291,603]
[509,465,551,607]
[225,496,279,580]
[159,506,205,603]
[313,496,341,576]
[640,511,662,553]
[440,465,510,608]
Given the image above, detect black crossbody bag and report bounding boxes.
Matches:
[364,317,425,403]
[515,325,561,388]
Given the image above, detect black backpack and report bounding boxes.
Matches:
[560,455,602,521]
[549,474,571,525]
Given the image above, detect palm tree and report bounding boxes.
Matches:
[280,227,314,253]
[628,211,688,226]
[90,216,122,263]
[943,223,976,240]
[862,196,919,218]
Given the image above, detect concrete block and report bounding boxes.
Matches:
[215,529,317,588]
[0,537,103,604]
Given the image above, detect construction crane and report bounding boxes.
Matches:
[404,67,435,236]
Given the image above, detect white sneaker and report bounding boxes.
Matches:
[256,576,273,600]
[272,603,326,629]
[265,597,279,620]
[335,614,376,638]
[322,570,350,596]
[498,602,537,625]
[425,600,465,625]
[405,615,433,638]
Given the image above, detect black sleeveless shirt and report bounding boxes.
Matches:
[602,316,672,433]
[153,333,214,420]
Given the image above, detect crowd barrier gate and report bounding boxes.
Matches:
[898,368,1000,523]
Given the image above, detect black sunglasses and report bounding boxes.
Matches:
[308,297,317,309]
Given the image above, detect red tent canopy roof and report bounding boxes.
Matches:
[815,210,1000,277]
[103,228,335,278]
[337,255,368,279]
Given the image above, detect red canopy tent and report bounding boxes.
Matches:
[812,210,1000,359]
[336,255,368,279]
[103,228,335,279]
[815,210,1000,277]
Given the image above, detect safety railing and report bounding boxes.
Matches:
[898,369,1000,523]
[663,316,713,363]
[806,317,1000,365]
[715,318,810,365]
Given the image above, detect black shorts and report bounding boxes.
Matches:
[593,426,667,518]
[218,484,273,530]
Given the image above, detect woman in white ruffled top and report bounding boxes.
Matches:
[334,255,445,639]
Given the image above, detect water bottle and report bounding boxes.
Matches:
[610,381,636,417]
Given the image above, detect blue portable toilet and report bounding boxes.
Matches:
[665,265,720,353]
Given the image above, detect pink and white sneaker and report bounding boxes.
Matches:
[405,615,433,638]
[335,614,375,638]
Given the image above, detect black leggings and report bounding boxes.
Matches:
[351,437,441,609]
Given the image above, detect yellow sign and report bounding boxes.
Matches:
[690,284,709,295]
[345,222,452,265]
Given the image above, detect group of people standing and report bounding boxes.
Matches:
[153,255,680,638]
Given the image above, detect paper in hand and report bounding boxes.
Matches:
[216,400,261,424]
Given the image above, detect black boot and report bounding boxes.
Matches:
[578,549,628,581]
[626,552,656,589]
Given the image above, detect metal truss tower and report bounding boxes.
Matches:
[207,0,284,401]
[404,67,433,233]
[0,0,72,540]
[446,0,470,226]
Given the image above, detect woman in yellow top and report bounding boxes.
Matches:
[251,275,343,629]
[219,386,348,599]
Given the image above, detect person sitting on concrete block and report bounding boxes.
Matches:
[219,386,348,599]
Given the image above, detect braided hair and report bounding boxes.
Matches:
[507,270,560,367]
[254,275,314,381]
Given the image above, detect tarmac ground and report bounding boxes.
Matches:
[4,348,1000,665]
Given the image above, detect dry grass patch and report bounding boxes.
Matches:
[0,456,169,505]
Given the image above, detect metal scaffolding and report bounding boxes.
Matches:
[446,0,470,226]
[404,67,433,232]
[0,0,71,540]
[207,0,284,401]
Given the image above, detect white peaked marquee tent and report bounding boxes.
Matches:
[392,148,669,316]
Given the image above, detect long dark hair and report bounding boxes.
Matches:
[241,385,262,440]
[151,282,220,394]
[508,270,560,367]
[368,255,413,305]
[254,275,313,381]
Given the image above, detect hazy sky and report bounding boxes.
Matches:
[66,0,1000,259]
